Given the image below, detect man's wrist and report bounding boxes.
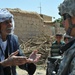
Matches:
[0,62,3,67]
[0,61,6,67]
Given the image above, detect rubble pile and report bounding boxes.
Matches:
[20,36,55,64]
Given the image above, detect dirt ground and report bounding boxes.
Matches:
[17,65,46,75]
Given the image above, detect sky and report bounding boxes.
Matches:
[1,0,64,21]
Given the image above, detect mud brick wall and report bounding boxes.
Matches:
[7,8,65,42]
[8,8,45,41]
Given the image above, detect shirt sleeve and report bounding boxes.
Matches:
[69,57,75,75]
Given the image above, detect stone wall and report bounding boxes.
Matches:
[8,8,45,42]
[40,14,52,21]
[7,8,65,42]
[43,21,55,36]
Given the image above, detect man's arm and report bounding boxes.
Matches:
[69,57,75,75]
[0,51,27,67]
[0,62,3,67]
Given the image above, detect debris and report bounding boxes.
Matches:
[19,36,55,64]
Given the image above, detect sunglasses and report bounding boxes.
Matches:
[63,14,71,20]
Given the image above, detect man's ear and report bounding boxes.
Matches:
[71,17,75,24]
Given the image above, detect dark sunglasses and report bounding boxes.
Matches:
[63,14,71,20]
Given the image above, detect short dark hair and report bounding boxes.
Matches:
[56,33,62,36]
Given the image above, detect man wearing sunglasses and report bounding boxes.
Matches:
[0,8,41,75]
[56,0,75,75]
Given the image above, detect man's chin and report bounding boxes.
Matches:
[6,31,12,35]
[7,30,12,33]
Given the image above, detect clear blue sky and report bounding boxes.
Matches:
[1,0,63,20]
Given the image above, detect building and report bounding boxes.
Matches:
[7,8,65,42]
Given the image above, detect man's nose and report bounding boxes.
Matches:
[7,22,12,26]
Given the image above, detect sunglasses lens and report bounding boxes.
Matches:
[63,15,67,20]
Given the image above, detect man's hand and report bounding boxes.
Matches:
[1,50,27,67]
[27,50,41,63]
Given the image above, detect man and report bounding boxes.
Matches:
[46,33,65,75]
[63,33,72,44]
[57,0,75,74]
[50,33,65,56]
[0,8,41,75]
